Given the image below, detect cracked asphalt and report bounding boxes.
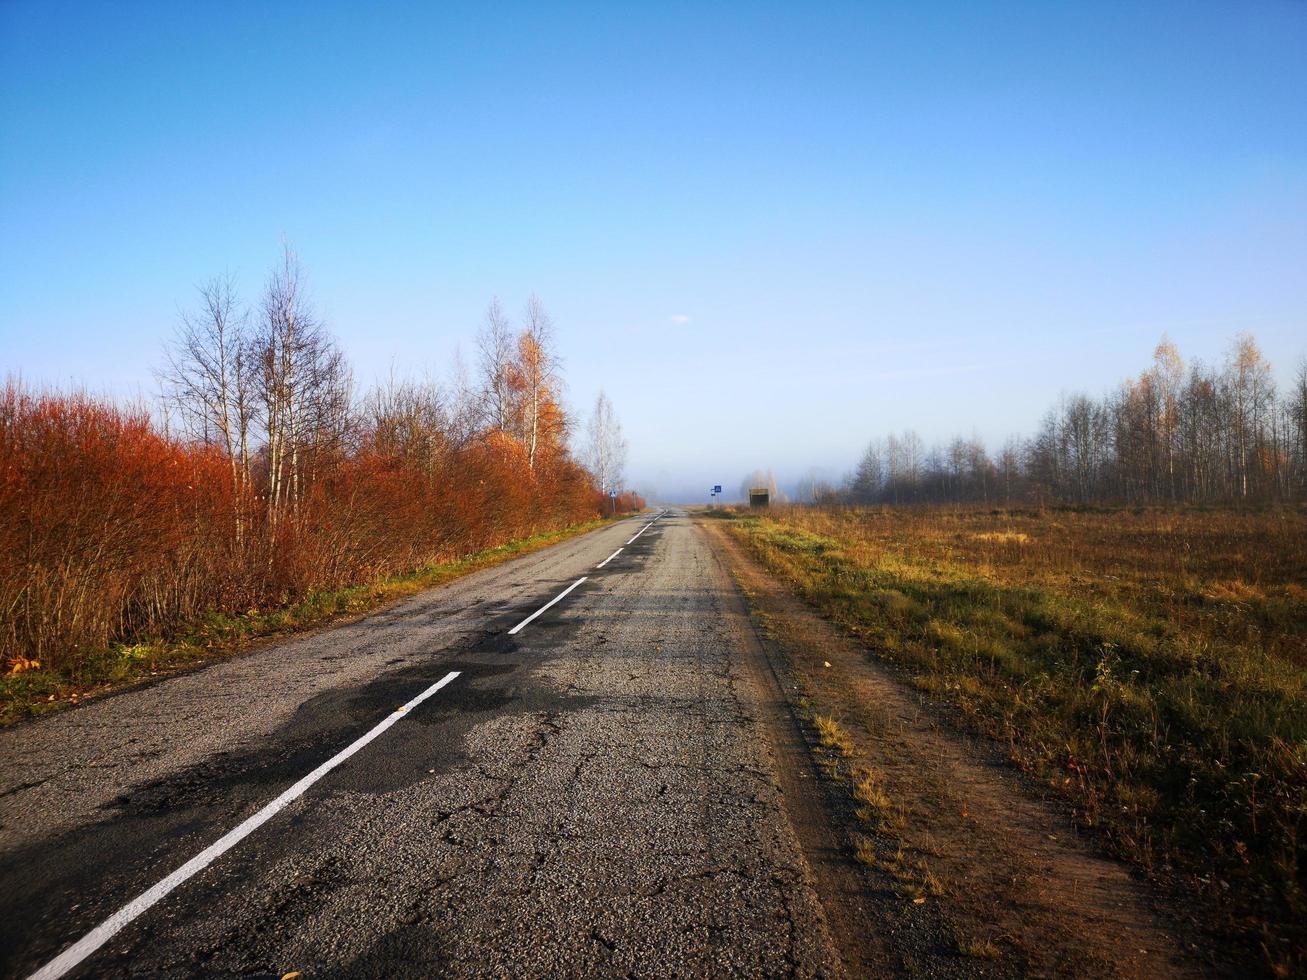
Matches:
[0,510,843,978]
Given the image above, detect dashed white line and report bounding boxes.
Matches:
[597,548,623,568]
[625,509,669,543]
[507,577,587,635]
[626,522,655,545]
[26,669,463,980]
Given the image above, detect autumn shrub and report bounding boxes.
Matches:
[2,384,229,673]
[1,380,621,683]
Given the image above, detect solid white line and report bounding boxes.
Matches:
[26,670,462,980]
[507,577,587,635]
[596,548,623,568]
[626,522,654,545]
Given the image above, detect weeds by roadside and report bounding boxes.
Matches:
[800,703,950,915]
[955,934,1002,960]
[813,713,855,758]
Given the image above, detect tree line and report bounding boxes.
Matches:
[832,333,1307,506]
[1,245,637,674]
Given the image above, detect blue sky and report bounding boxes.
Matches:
[2,1,1305,501]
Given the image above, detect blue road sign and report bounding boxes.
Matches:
[609,489,617,498]
[713,485,722,494]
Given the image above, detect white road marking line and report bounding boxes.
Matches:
[626,522,655,545]
[27,670,463,980]
[597,548,623,568]
[507,577,587,635]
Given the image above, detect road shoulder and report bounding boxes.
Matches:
[698,516,1210,978]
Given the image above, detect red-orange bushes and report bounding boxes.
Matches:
[457,432,537,549]
[290,452,450,590]
[256,438,606,596]
[271,439,599,597]
[1,379,620,676]
[1,383,235,671]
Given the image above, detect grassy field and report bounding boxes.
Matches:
[1,517,611,726]
[721,504,1306,969]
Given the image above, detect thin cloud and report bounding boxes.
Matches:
[669,314,691,325]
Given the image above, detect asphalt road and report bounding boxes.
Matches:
[0,511,845,978]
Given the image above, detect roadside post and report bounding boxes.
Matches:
[609,488,617,517]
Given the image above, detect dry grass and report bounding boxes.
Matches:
[804,701,947,907]
[729,503,1307,964]
[852,765,893,827]
[812,713,856,757]
[956,935,1002,960]
[853,834,879,867]
[972,531,1029,544]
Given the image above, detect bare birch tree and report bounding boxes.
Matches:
[519,295,561,470]
[850,439,883,502]
[253,243,349,524]
[158,275,255,500]
[446,346,481,448]
[1226,333,1275,500]
[585,390,627,495]
[1290,359,1307,498]
[477,298,516,435]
